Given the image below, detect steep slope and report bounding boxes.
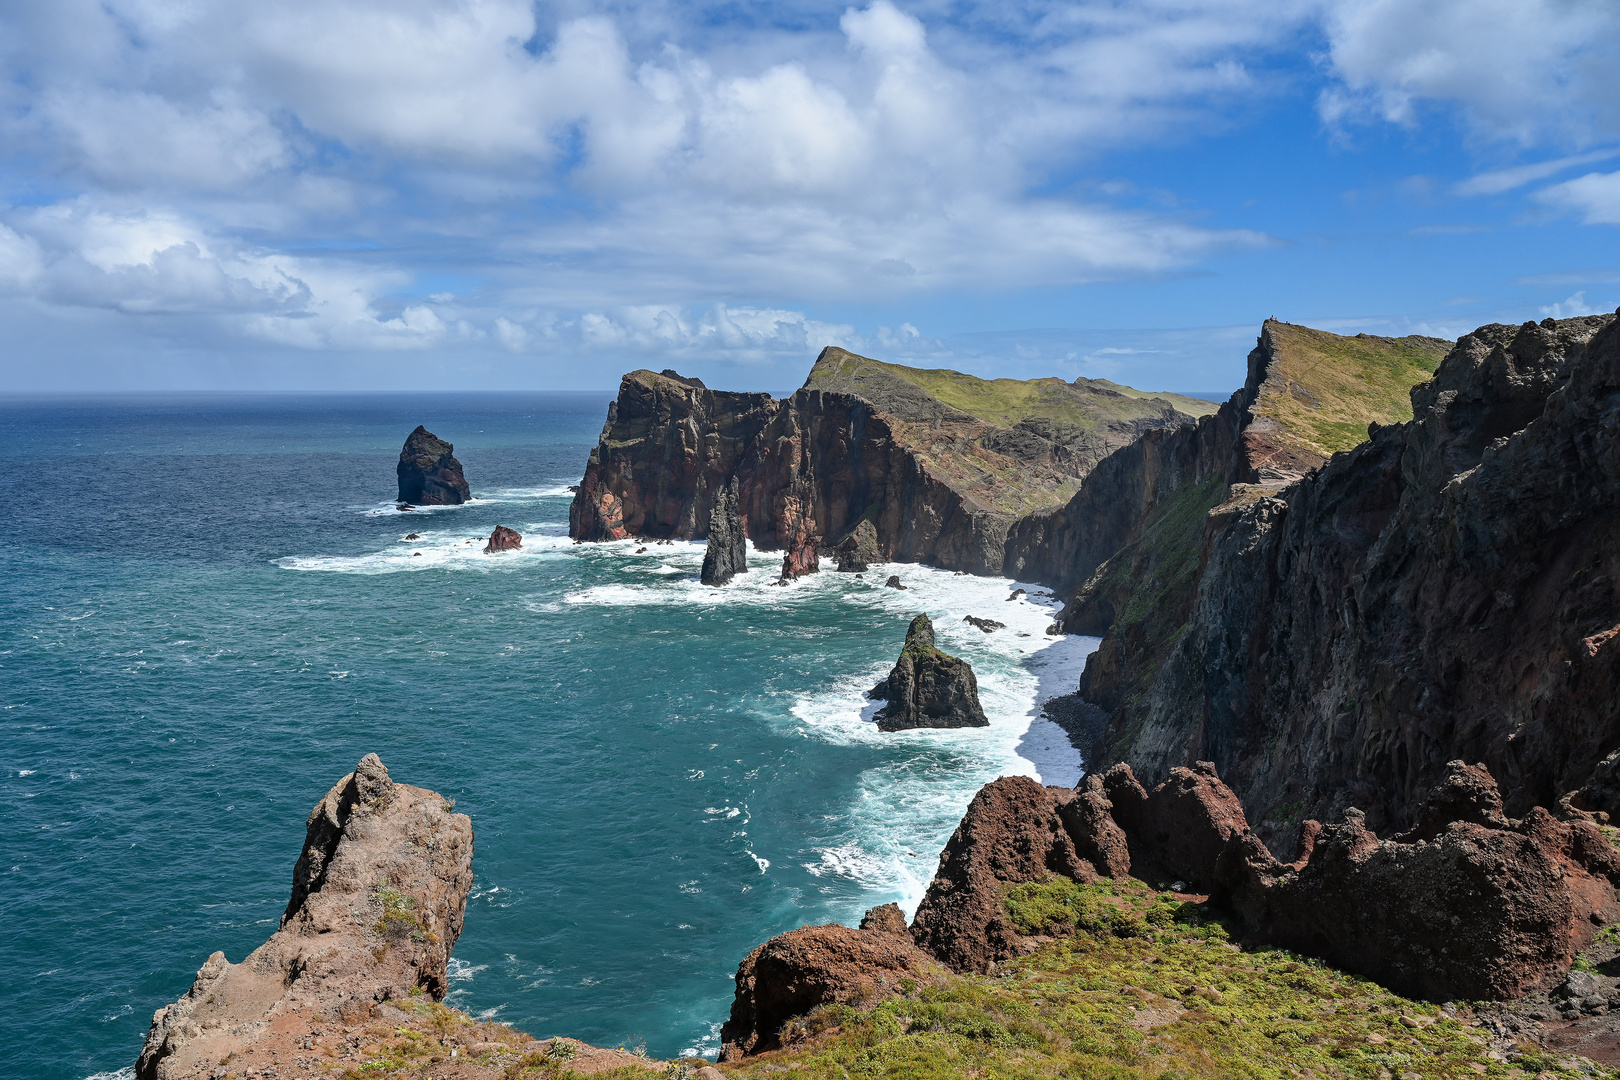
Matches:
[1083,313,1620,840]
[1002,320,1448,607]
[569,348,1210,573]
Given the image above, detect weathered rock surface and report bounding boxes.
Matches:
[397,426,471,505]
[871,615,988,732]
[483,525,522,553]
[832,518,881,572]
[137,755,474,1080]
[570,351,1212,575]
[909,776,1087,972]
[884,574,905,589]
[963,615,1004,632]
[719,920,935,1059]
[858,902,909,937]
[911,761,1620,1002]
[1084,312,1620,838]
[700,475,747,585]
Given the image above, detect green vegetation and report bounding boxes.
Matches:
[1255,322,1449,458]
[373,885,430,944]
[722,878,1596,1080]
[806,348,1217,428]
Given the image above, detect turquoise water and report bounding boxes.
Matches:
[0,394,1093,1079]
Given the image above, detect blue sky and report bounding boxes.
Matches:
[1,0,1618,394]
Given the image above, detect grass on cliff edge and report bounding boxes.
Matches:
[720,878,1607,1080]
[1256,321,1449,458]
[805,348,1219,427]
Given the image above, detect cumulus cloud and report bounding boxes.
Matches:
[1537,171,1620,226]
[1318,0,1620,145]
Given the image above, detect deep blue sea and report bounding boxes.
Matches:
[0,393,1094,1080]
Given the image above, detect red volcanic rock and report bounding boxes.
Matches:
[484,526,522,553]
[397,426,470,505]
[1054,775,1131,879]
[1114,761,1249,889]
[137,756,474,1080]
[858,903,909,937]
[719,922,933,1059]
[909,776,1087,972]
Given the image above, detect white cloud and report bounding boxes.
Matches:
[1319,0,1620,145]
[1538,292,1609,319]
[1455,149,1620,197]
[1537,170,1620,225]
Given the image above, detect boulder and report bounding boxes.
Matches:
[873,615,989,732]
[884,575,906,589]
[136,756,474,1080]
[963,616,1004,633]
[833,519,881,572]
[396,426,470,505]
[701,475,747,586]
[483,526,522,553]
[719,922,933,1059]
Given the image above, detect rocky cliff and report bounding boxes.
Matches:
[569,348,1213,574]
[701,474,748,585]
[1082,312,1620,841]
[397,426,471,505]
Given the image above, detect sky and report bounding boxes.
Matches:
[1,0,1619,394]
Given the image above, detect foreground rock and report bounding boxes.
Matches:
[909,761,1620,1002]
[483,526,521,552]
[137,755,474,1079]
[870,615,988,732]
[701,475,747,585]
[397,426,471,505]
[136,757,645,1080]
[719,909,937,1059]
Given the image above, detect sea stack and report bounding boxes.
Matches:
[701,475,747,586]
[484,526,522,553]
[397,426,471,505]
[870,614,989,732]
[833,519,880,572]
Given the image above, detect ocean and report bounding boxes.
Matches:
[0,393,1095,1079]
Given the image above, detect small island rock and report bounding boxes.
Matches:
[397,426,471,505]
[833,519,881,572]
[484,526,522,553]
[872,615,989,732]
[963,616,1004,633]
[701,476,747,586]
[885,575,906,590]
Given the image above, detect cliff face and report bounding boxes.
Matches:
[568,349,1212,574]
[1087,313,1620,838]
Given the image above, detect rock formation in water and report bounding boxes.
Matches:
[1078,313,1620,840]
[701,475,747,586]
[137,755,475,1080]
[718,912,936,1059]
[870,615,988,732]
[963,615,1003,632]
[884,575,905,589]
[397,426,471,505]
[483,526,522,552]
[569,352,1213,574]
[832,519,880,572]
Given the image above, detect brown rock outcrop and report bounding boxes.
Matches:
[858,902,909,937]
[136,755,474,1080]
[483,525,522,552]
[397,426,471,505]
[871,615,989,732]
[719,921,934,1059]
[833,519,881,572]
[909,776,1086,972]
